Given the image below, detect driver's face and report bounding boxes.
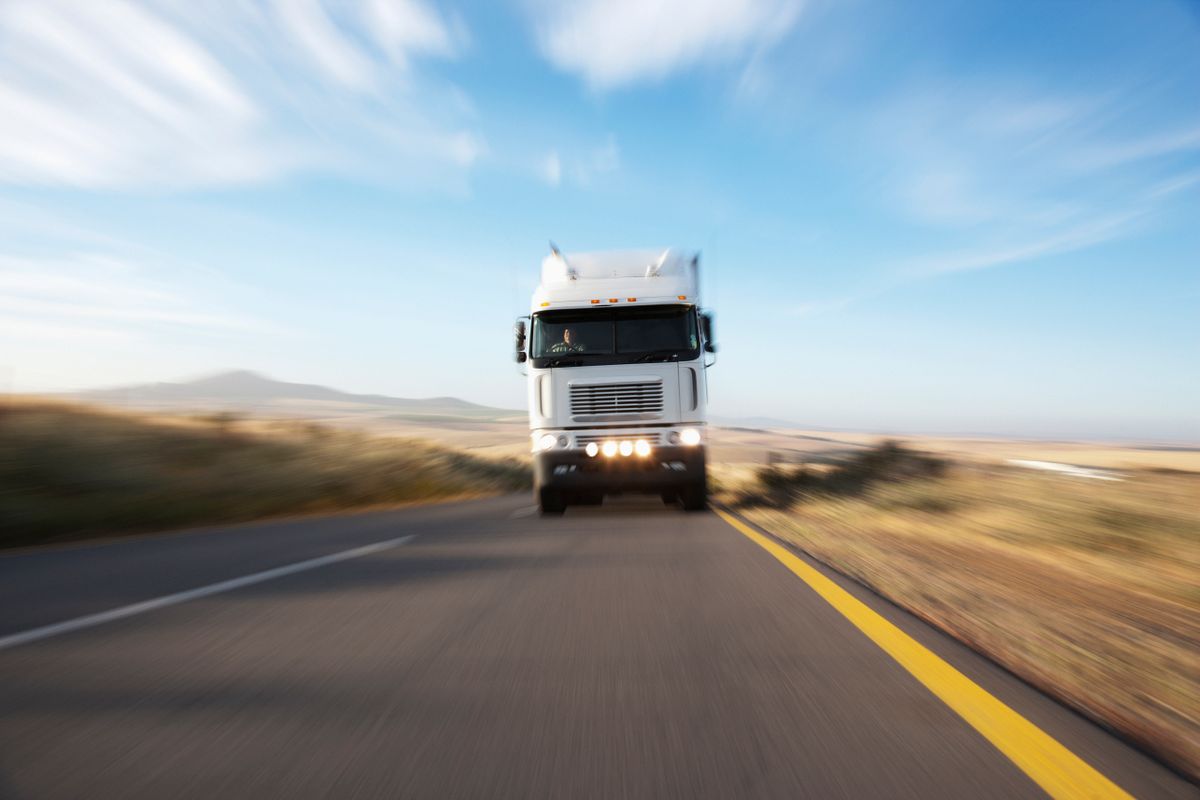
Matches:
[563,328,573,343]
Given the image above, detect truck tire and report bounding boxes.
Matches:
[680,480,707,511]
[539,488,566,515]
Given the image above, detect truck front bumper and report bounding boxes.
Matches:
[534,447,706,493]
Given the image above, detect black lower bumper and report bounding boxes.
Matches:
[534,447,706,493]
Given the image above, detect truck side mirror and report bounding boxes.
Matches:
[700,312,716,353]
[514,318,528,363]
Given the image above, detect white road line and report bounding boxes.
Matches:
[509,506,539,519]
[0,534,416,652]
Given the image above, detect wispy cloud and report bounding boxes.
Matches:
[530,0,803,90]
[537,137,620,187]
[786,209,1147,319]
[1066,124,1200,171]
[0,0,476,189]
[900,212,1144,278]
[1145,170,1200,200]
[0,251,275,343]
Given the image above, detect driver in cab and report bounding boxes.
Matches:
[549,328,580,352]
[549,327,583,354]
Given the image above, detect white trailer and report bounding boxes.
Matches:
[514,246,717,514]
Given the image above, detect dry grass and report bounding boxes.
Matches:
[0,400,529,549]
[733,444,1200,780]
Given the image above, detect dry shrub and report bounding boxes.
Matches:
[0,402,529,548]
[740,440,946,508]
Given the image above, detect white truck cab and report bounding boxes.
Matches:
[514,246,717,514]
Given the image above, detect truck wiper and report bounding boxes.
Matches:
[545,357,584,367]
[634,350,681,363]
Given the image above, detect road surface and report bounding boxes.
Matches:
[0,495,1192,798]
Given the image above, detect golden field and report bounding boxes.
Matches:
[726,445,1199,780]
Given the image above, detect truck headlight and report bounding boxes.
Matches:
[679,428,701,446]
[618,440,634,457]
[585,442,599,457]
[634,439,651,457]
[601,440,618,457]
[536,433,557,452]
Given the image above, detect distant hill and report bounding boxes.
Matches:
[710,414,806,430]
[74,370,522,420]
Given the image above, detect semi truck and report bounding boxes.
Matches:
[514,246,716,514]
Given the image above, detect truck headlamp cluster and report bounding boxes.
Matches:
[679,428,702,446]
[535,434,571,452]
[587,439,653,458]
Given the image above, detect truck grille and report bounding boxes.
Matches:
[569,380,664,420]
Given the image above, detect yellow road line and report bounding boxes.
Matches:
[715,509,1133,800]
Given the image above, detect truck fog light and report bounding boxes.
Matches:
[667,431,681,445]
[601,441,618,457]
[585,442,599,457]
[537,433,557,451]
[557,435,569,448]
[680,428,701,446]
[618,440,634,457]
[634,439,651,457]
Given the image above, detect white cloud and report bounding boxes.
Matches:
[361,0,460,66]
[274,0,378,89]
[0,0,475,189]
[540,151,563,186]
[532,0,803,90]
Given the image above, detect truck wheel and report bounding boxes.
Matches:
[680,481,707,511]
[539,488,566,515]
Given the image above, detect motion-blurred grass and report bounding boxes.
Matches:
[0,401,529,549]
[732,443,1200,780]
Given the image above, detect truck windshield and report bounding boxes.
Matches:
[532,305,699,366]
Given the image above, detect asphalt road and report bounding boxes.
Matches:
[0,495,1192,799]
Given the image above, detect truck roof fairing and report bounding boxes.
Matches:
[533,247,699,312]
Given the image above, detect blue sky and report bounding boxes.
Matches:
[1,0,1197,439]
